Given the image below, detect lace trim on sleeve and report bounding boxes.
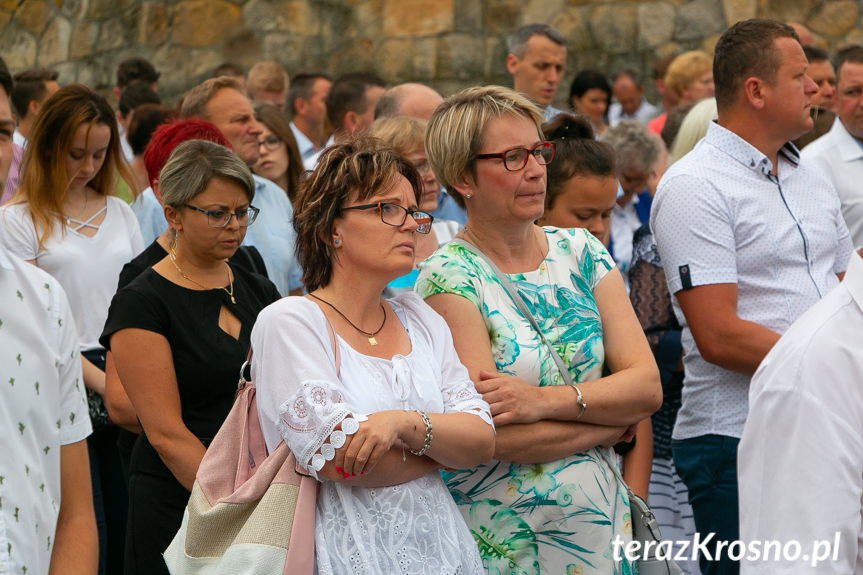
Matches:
[443,384,494,428]
[277,380,367,479]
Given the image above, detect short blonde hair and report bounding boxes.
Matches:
[665,51,713,98]
[425,85,543,209]
[368,116,426,157]
[246,61,289,97]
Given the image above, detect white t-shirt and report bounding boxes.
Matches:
[251,292,491,575]
[0,197,144,351]
[0,245,91,575]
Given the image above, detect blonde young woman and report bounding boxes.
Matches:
[416,86,661,574]
[0,84,143,575]
[251,137,494,574]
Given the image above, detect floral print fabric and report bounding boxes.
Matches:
[416,227,635,575]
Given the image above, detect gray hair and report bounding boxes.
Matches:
[159,139,255,208]
[600,120,663,174]
[508,23,566,58]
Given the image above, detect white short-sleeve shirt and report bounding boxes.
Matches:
[0,197,145,351]
[651,121,853,440]
[802,116,863,249]
[0,246,91,575]
[739,250,863,574]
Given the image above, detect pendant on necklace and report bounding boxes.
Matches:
[230,295,236,304]
[368,336,378,346]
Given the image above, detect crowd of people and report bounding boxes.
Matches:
[1,15,861,575]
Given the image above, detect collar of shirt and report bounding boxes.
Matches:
[847,249,863,311]
[826,116,863,163]
[706,121,800,180]
[290,121,317,160]
[12,129,26,148]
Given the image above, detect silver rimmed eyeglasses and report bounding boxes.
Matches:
[341,202,434,234]
[474,141,555,172]
[185,204,260,228]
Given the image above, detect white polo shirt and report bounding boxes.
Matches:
[802,116,863,249]
[739,249,863,574]
[651,121,852,440]
[0,246,91,575]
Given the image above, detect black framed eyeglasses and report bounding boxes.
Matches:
[257,135,282,151]
[475,141,555,172]
[341,202,434,234]
[185,204,260,228]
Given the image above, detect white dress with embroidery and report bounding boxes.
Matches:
[251,292,492,575]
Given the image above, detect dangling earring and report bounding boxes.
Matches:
[170,233,179,261]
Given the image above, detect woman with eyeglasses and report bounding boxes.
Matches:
[415,86,661,574]
[252,102,304,203]
[101,140,280,575]
[369,115,461,294]
[251,137,494,574]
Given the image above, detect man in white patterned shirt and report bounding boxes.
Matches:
[651,19,853,575]
[0,70,96,575]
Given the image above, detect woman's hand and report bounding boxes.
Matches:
[333,411,412,478]
[475,370,545,425]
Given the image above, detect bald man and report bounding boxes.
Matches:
[374,82,443,121]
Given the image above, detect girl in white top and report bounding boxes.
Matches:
[251,137,494,574]
[0,83,143,397]
[0,84,143,574]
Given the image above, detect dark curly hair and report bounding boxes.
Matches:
[293,137,423,291]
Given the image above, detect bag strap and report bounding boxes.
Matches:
[238,303,343,390]
[451,237,637,502]
[323,312,341,376]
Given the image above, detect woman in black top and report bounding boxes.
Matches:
[101,140,280,575]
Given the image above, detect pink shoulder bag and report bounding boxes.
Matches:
[164,320,341,574]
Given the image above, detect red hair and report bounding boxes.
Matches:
[143,118,231,187]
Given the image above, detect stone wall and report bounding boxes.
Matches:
[0,0,861,107]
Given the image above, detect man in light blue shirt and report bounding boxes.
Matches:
[181,77,302,295]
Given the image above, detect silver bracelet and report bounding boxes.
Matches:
[569,384,587,419]
[410,409,433,456]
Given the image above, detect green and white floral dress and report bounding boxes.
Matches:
[415,227,635,575]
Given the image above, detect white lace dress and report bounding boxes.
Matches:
[251,292,492,575]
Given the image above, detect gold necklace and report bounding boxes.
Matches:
[169,240,236,304]
[65,189,89,226]
[308,292,386,346]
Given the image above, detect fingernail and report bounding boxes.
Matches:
[360,472,365,476]
[351,473,357,477]
[335,466,343,473]
[342,472,350,478]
